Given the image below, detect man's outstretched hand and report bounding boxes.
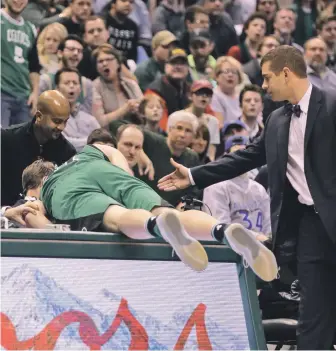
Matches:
[158,158,191,191]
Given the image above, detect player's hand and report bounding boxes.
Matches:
[27,92,38,116]
[138,150,155,180]
[158,158,191,191]
[256,233,269,242]
[4,202,39,226]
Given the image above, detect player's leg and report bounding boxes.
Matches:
[102,205,208,271]
[152,208,278,282]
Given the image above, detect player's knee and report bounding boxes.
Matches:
[151,207,178,217]
[102,205,129,232]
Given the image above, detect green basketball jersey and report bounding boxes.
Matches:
[1,9,37,98]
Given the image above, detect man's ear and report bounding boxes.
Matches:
[35,110,43,123]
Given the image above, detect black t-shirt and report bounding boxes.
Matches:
[58,17,83,36]
[105,14,138,62]
[78,46,99,81]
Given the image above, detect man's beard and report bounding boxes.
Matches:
[309,60,325,73]
[194,56,208,70]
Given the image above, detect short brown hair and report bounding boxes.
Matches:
[22,160,55,192]
[116,124,144,142]
[87,128,116,146]
[260,45,307,78]
[184,5,209,23]
[84,15,106,32]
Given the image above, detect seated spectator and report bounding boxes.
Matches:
[317,15,336,72]
[188,31,216,84]
[238,84,264,140]
[200,0,239,57]
[115,124,144,172]
[256,0,279,35]
[1,90,76,206]
[135,31,178,92]
[39,35,93,114]
[273,8,303,51]
[109,111,201,206]
[215,120,249,159]
[304,37,336,94]
[184,80,219,161]
[179,5,210,54]
[211,57,244,124]
[191,124,211,164]
[79,16,110,80]
[203,135,271,239]
[152,0,185,38]
[1,3,40,127]
[92,44,143,126]
[243,35,280,86]
[227,12,267,64]
[104,0,139,63]
[55,68,100,151]
[145,48,190,131]
[57,0,92,36]
[37,23,68,74]
[138,95,167,136]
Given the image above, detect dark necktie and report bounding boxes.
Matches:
[285,103,302,117]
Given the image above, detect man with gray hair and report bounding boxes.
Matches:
[109,110,201,206]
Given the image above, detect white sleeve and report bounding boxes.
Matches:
[203,182,231,224]
[259,186,272,236]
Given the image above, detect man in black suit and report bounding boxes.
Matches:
[158,45,336,350]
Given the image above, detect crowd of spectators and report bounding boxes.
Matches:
[1,0,336,233]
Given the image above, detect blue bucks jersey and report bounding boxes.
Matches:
[203,175,272,236]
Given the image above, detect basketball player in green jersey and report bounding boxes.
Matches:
[1,0,41,127]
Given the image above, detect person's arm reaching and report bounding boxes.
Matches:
[158,132,266,191]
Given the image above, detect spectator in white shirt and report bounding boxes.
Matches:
[203,135,271,239]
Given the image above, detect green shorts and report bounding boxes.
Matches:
[42,161,172,231]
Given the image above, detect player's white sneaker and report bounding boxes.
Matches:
[224,223,278,282]
[156,211,208,272]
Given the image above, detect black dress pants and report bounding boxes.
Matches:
[296,204,336,350]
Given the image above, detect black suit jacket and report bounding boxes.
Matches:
[191,86,336,256]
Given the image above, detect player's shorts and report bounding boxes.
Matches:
[43,166,172,231]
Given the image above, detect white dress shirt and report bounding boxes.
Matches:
[189,84,314,206]
[286,84,314,205]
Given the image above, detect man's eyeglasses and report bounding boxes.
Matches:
[191,41,207,50]
[259,0,275,5]
[193,89,213,97]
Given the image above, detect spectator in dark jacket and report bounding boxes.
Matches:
[1,90,76,206]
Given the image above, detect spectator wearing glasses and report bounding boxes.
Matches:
[200,0,239,57]
[210,57,244,124]
[39,35,93,115]
[135,31,177,92]
[256,0,279,35]
[228,12,267,64]
[188,31,216,84]
[92,44,143,127]
[184,80,219,161]
[179,5,210,54]
[243,35,280,87]
[317,15,336,72]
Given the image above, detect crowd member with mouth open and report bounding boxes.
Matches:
[92,43,143,127]
[39,35,94,115]
[227,12,267,65]
[210,57,245,124]
[184,80,219,161]
[55,67,100,151]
